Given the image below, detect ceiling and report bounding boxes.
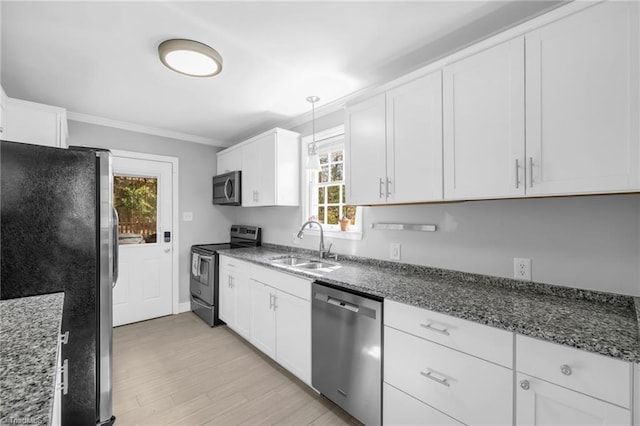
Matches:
[1,1,565,147]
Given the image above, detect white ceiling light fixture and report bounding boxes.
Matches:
[306,96,321,172]
[158,39,223,77]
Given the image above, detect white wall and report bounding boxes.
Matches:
[68,121,235,306]
[233,183,640,298]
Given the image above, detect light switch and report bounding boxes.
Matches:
[182,212,193,222]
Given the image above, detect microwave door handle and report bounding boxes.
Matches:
[224,178,232,201]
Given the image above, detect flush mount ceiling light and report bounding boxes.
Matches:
[158,39,223,77]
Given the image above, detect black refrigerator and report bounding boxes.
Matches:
[1,140,117,425]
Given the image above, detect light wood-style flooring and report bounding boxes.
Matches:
[113,312,360,425]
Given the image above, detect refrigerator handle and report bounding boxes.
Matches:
[112,208,119,287]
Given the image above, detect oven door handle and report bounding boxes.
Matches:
[190,295,211,308]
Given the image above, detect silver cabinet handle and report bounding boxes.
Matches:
[560,364,572,376]
[515,158,521,188]
[57,359,69,395]
[420,370,450,387]
[228,276,234,288]
[269,293,276,310]
[386,177,392,197]
[379,178,384,199]
[420,322,450,336]
[520,379,530,390]
[59,331,69,345]
[528,157,534,188]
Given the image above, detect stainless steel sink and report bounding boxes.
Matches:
[295,261,337,270]
[270,256,341,274]
[271,256,313,266]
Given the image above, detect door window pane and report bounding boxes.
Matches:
[114,175,158,244]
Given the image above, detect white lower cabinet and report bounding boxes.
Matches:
[515,334,632,426]
[249,266,312,385]
[249,279,277,358]
[516,372,630,426]
[219,256,251,339]
[383,383,463,426]
[385,326,513,426]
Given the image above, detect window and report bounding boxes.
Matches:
[302,126,362,239]
[114,175,158,244]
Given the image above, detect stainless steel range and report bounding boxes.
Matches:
[190,225,261,326]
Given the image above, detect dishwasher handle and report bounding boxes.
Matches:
[327,296,359,313]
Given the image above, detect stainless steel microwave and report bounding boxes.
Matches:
[212,170,241,205]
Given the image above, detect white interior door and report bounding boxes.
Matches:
[112,156,173,326]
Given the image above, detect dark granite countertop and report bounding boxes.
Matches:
[219,245,640,363]
[0,293,64,425]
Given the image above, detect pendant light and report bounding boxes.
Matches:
[158,39,223,77]
[306,96,321,171]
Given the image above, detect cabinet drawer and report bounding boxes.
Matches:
[219,255,250,271]
[385,326,513,426]
[516,335,632,408]
[250,265,311,301]
[385,299,514,367]
[383,383,463,426]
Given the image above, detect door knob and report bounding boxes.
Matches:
[520,380,530,390]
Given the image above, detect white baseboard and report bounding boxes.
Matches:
[178,301,191,314]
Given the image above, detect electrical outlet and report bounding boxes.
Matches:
[182,212,193,222]
[390,243,401,261]
[514,258,531,281]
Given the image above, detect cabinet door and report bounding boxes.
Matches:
[387,71,443,203]
[443,37,525,200]
[525,2,640,195]
[249,279,276,359]
[233,269,251,340]
[217,148,242,174]
[516,373,631,426]
[242,134,276,206]
[345,93,387,205]
[274,290,311,385]
[218,267,235,326]
[4,100,63,147]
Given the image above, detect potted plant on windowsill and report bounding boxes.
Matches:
[339,215,351,232]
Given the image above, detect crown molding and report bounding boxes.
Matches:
[66,111,231,148]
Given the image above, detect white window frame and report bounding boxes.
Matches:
[300,126,363,240]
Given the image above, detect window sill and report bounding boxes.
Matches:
[301,228,363,241]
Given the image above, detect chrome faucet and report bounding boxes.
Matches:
[296,220,337,260]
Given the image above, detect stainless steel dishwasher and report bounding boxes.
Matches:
[312,281,382,426]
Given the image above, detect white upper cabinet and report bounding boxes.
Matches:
[443,37,525,200]
[346,1,639,203]
[386,71,443,203]
[345,71,443,205]
[345,93,387,205]
[240,128,300,207]
[3,97,68,148]
[216,147,242,174]
[525,1,640,195]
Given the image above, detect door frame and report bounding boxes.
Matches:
[111,149,180,316]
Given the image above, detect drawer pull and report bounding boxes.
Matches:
[420,322,450,336]
[520,379,530,390]
[560,364,572,376]
[420,370,450,387]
